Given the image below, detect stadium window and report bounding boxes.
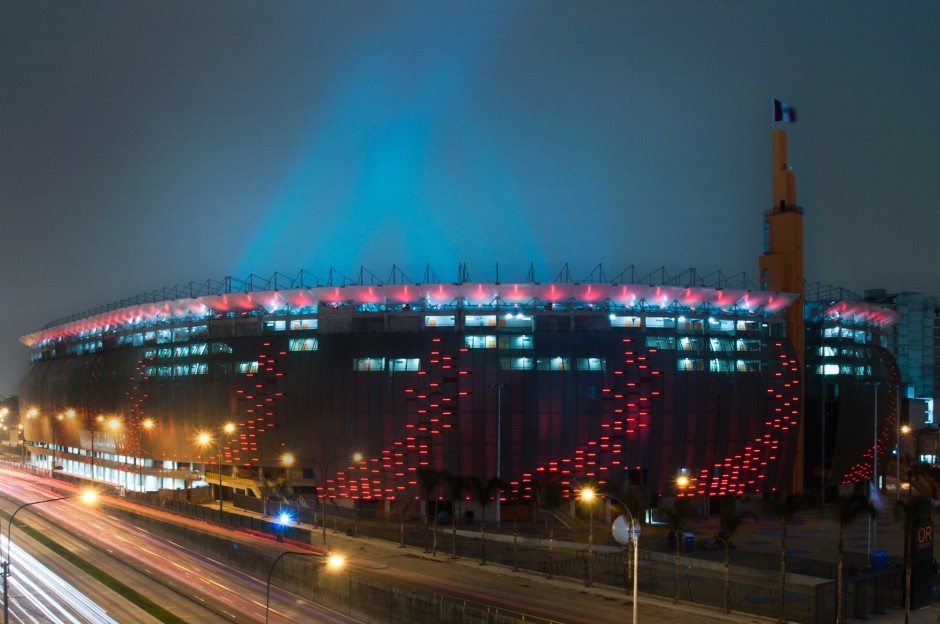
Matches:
[354,358,386,372]
[735,339,762,352]
[677,337,701,351]
[389,358,421,372]
[708,338,733,353]
[173,327,190,342]
[191,362,208,375]
[709,359,733,372]
[424,315,455,327]
[238,361,260,374]
[289,318,318,331]
[191,325,208,338]
[158,348,172,359]
[677,358,704,371]
[736,360,761,372]
[289,338,319,352]
[677,317,704,333]
[500,314,533,330]
[465,315,497,328]
[190,343,208,356]
[263,320,287,332]
[576,358,606,371]
[610,316,642,328]
[499,357,533,371]
[499,335,533,350]
[465,335,497,349]
[536,357,570,371]
[646,336,675,349]
[173,346,190,357]
[157,329,172,344]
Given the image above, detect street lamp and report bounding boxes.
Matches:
[264,550,344,624]
[582,487,640,624]
[488,383,508,528]
[138,419,154,492]
[280,452,362,553]
[579,486,596,588]
[197,422,236,518]
[2,489,97,624]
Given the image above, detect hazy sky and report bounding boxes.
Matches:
[2,2,938,395]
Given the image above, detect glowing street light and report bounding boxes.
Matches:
[2,489,97,624]
[264,550,345,624]
[579,486,597,588]
[280,452,363,553]
[138,419,155,491]
[197,422,236,518]
[581,487,640,624]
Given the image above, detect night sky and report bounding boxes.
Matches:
[2,2,938,395]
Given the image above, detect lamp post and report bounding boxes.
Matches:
[582,488,640,624]
[264,550,344,624]
[198,422,236,518]
[280,452,362,553]
[3,490,97,624]
[488,383,508,528]
[579,487,596,588]
[138,419,154,492]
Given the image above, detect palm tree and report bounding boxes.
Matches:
[834,493,876,624]
[764,491,807,623]
[718,496,757,613]
[415,466,441,555]
[660,497,694,604]
[469,475,501,565]
[395,497,415,548]
[441,471,468,559]
[897,495,932,624]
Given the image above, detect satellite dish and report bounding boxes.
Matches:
[612,514,633,545]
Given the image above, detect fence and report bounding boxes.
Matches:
[157,495,906,624]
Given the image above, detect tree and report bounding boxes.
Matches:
[834,493,876,624]
[469,476,501,565]
[415,466,441,555]
[660,497,694,604]
[441,471,468,559]
[896,495,932,624]
[764,492,807,623]
[718,496,757,613]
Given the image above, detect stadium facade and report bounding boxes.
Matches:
[17,129,905,512]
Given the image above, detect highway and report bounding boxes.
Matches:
[0,465,774,624]
[0,467,364,623]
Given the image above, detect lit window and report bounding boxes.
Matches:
[389,358,421,372]
[289,318,318,331]
[610,316,642,328]
[354,358,386,372]
[238,362,260,374]
[289,338,319,352]
[465,335,497,349]
[425,316,455,327]
[536,357,570,371]
[576,358,606,371]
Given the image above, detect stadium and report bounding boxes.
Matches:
[17,130,905,517]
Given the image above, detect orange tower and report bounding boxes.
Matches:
[759,129,805,491]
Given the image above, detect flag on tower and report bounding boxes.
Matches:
[773,99,797,123]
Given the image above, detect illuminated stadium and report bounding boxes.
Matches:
[16,266,899,509]
[17,131,905,512]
